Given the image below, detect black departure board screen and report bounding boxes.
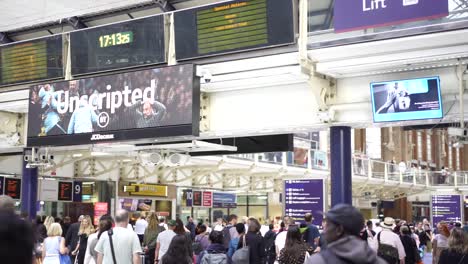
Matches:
[71,15,165,75]
[0,36,63,86]
[174,0,294,60]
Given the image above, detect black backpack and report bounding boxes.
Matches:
[222,226,232,249]
[377,232,399,264]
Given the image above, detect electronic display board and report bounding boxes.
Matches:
[5,178,21,199]
[58,182,73,201]
[71,15,165,75]
[0,35,63,86]
[174,0,295,60]
[371,77,443,123]
[27,64,200,146]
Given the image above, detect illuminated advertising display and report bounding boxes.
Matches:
[174,0,294,60]
[0,35,63,86]
[27,64,199,146]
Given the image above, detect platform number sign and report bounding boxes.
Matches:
[73,181,82,202]
[185,189,193,207]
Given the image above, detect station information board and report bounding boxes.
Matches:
[71,15,165,75]
[174,0,295,60]
[432,194,462,227]
[284,179,324,227]
[0,35,63,86]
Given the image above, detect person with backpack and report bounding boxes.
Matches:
[194,225,210,263]
[263,224,277,264]
[227,223,245,263]
[304,213,321,251]
[306,204,386,264]
[223,215,239,251]
[198,231,227,264]
[399,226,420,264]
[372,217,406,264]
[237,218,265,264]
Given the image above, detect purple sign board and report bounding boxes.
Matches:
[432,195,462,227]
[334,0,449,33]
[284,179,324,227]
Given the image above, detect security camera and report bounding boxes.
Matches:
[48,154,54,161]
[197,67,213,83]
[40,154,47,161]
[24,155,31,162]
[203,71,213,83]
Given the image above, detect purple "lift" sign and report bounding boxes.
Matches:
[334,0,449,32]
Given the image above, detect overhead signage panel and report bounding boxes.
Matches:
[174,0,295,60]
[125,184,168,197]
[432,195,462,227]
[0,35,63,86]
[213,192,237,208]
[71,15,166,75]
[334,0,449,32]
[284,179,324,227]
[27,64,200,146]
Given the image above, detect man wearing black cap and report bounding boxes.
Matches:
[306,204,386,264]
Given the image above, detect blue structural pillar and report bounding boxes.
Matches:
[330,126,352,206]
[21,150,38,220]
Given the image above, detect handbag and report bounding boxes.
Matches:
[232,235,249,264]
[58,237,72,264]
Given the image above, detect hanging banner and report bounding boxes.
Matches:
[73,181,82,202]
[58,182,73,201]
[94,202,109,226]
[213,192,237,208]
[193,191,202,206]
[284,179,324,227]
[27,64,199,146]
[432,195,462,227]
[334,0,449,33]
[202,191,213,207]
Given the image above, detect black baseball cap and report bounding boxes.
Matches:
[322,204,364,236]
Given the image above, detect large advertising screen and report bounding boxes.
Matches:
[0,35,63,86]
[27,64,199,146]
[71,15,165,75]
[371,77,443,123]
[174,0,294,60]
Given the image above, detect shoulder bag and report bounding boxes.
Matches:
[232,235,249,264]
[108,229,118,264]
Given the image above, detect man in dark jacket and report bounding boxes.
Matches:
[306,204,386,264]
[238,218,265,264]
[65,215,83,263]
[198,231,227,264]
[186,216,196,241]
[264,224,276,264]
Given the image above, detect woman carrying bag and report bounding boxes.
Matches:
[42,223,71,264]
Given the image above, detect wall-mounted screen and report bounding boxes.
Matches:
[174,0,295,60]
[370,77,443,123]
[71,15,165,75]
[27,64,199,146]
[0,35,63,86]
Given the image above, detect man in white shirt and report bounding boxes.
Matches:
[372,217,406,264]
[275,216,292,255]
[159,217,168,230]
[374,221,383,234]
[134,214,148,244]
[155,220,177,262]
[95,210,142,264]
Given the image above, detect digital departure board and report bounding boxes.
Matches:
[174,0,295,60]
[0,36,63,86]
[71,15,166,75]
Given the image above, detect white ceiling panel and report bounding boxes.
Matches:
[0,0,152,32]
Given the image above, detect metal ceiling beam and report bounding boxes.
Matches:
[66,16,87,29]
[0,32,13,44]
[154,0,176,12]
[308,8,330,17]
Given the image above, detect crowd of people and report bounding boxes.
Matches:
[1,194,468,264]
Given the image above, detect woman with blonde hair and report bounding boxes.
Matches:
[143,212,165,263]
[44,216,55,231]
[42,223,69,264]
[72,215,95,264]
[432,221,450,264]
[438,227,468,264]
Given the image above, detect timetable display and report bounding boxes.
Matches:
[71,15,165,75]
[175,0,294,60]
[0,36,63,86]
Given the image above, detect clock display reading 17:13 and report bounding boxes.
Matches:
[98,31,134,48]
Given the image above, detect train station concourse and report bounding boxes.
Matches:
[0,0,467,264]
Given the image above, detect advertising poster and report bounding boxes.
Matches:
[432,195,462,227]
[94,202,109,226]
[5,178,21,199]
[313,150,328,170]
[73,181,82,202]
[284,179,324,227]
[334,0,449,32]
[213,192,237,208]
[28,64,199,146]
[193,191,202,206]
[40,180,58,201]
[58,182,73,201]
[371,77,442,122]
[202,191,213,207]
[119,198,138,211]
[137,199,153,211]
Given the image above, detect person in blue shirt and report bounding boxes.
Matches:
[67,95,98,134]
[227,223,245,263]
[304,213,321,251]
[39,84,65,135]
